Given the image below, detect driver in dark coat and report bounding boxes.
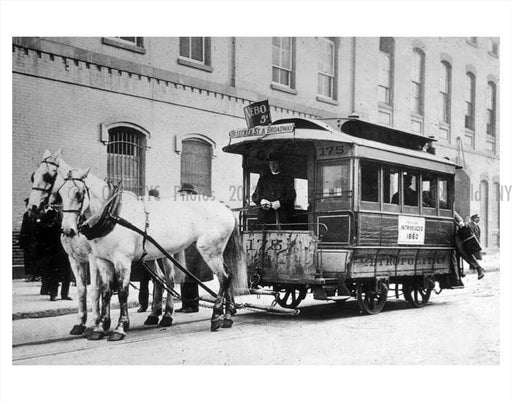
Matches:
[251,152,296,227]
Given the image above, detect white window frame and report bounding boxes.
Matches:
[317,38,336,99]
[272,37,295,89]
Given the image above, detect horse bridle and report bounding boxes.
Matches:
[58,175,91,225]
[31,157,59,194]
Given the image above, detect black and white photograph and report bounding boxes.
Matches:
[1,1,511,402]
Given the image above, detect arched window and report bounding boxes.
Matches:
[439,61,452,125]
[486,81,497,136]
[465,72,476,131]
[106,126,145,195]
[378,38,394,106]
[180,138,213,196]
[411,49,425,116]
[378,37,394,125]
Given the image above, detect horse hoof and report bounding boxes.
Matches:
[210,318,223,332]
[144,316,159,326]
[82,326,94,338]
[158,316,173,327]
[87,330,105,341]
[123,322,130,331]
[69,324,86,336]
[107,331,126,342]
[222,318,233,328]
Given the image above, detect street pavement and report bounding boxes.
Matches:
[12,248,500,321]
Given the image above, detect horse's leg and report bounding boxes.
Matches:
[68,257,88,335]
[159,258,175,327]
[83,254,100,337]
[196,246,228,331]
[88,259,113,340]
[144,261,162,326]
[222,273,236,328]
[108,256,131,341]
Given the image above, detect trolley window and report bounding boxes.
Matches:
[319,161,350,198]
[383,165,399,204]
[421,172,437,215]
[361,161,379,203]
[438,176,451,210]
[401,170,419,207]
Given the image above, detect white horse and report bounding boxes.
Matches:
[58,166,248,340]
[28,150,100,336]
[28,150,177,339]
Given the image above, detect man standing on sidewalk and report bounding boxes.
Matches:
[468,214,482,260]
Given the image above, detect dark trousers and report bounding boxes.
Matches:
[138,267,151,309]
[37,254,71,298]
[181,281,199,309]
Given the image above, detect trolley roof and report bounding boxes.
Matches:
[223,117,461,172]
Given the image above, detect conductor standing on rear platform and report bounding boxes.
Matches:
[252,152,296,227]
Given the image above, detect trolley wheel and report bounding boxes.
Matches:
[402,283,431,308]
[356,281,388,315]
[273,286,307,309]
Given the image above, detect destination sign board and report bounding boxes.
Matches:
[229,123,295,139]
[244,100,272,128]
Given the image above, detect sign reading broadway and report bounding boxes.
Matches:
[229,123,295,139]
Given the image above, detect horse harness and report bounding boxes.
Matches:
[31,157,59,198]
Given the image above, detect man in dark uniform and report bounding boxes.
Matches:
[33,208,72,301]
[251,152,296,227]
[19,198,38,282]
[468,214,482,260]
[175,183,214,313]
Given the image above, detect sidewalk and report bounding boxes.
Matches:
[12,249,500,321]
[12,280,143,320]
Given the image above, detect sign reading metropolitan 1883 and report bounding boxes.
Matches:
[229,123,295,139]
[398,215,425,245]
[244,100,272,128]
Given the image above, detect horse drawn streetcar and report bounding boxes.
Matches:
[223,116,466,314]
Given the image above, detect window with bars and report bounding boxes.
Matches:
[318,38,336,99]
[180,139,213,196]
[378,38,394,105]
[106,127,145,196]
[486,82,497,137]
[439,61,452,124]
[411,49,424,116]
[179,37,211,65]
[272,37,294,88]
[465,72,476,131]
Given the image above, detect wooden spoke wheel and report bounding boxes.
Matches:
[273,286,307,309]
[356,281,388,315]
[402,283,431,308]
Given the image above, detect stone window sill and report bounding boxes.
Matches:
[271,82,297,95]
[177,57,213,73]
[316,95,338,106]
[102,37,146,54]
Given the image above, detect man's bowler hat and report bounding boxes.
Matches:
[266,152,281,162]
[178,183,198,194]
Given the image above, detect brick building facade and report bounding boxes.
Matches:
[12,37,500,269]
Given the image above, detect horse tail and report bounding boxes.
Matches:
[224,215,248,296]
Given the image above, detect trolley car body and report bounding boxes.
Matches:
[223,117,461,312]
